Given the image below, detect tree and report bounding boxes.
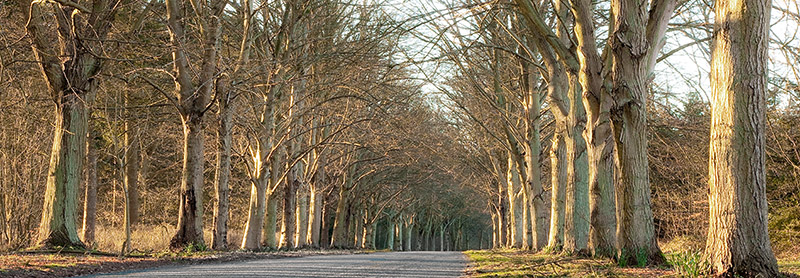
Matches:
[24,0,121,249]
[705,0,780,276]
[609,0,675,264]
[164,0,228,249]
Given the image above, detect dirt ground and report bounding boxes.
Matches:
[0,249,360,277]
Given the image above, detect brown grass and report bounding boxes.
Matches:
[91,224,245,253]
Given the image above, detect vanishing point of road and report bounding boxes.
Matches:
[82,251,468,278]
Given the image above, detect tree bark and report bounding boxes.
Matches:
[212,77,232,250]
[547,133,568,251]
[27,0,117,249]
[263,192,279,248]
[506,153,524,248]
[609,0,675,264]
[564,72,590,254]
[38,97,88,248]
[295,180,309,247]
[520,59,547,250]
[124,123,140,226]
[166,0,227,250]
[705,0,779,276]
[82,127,98,246]
[171,117,206,249]
[280,162,298,248]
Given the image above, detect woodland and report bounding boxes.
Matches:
[0,0,799,276]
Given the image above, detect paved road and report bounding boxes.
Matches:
[83,251,467,278]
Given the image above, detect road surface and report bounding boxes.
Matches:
[82,251,468,278]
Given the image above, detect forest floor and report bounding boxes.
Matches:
[464,249,800,277]
[0,248,363,277]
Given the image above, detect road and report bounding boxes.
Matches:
[82,251,468,278]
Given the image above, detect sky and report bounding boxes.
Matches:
[380,0,800,111]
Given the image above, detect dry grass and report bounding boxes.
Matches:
[465,249,673,277]
[464,238,800,278]
[91,224,246,253]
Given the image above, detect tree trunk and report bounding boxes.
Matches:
[241,171,267,250]
[564,73,590,254]
[439,224,445,252]
[309,186,322,247]
[330,185,349,248]
[394,219,403,251]
[212,80,233,250]
[524,79,547,250]
[165,0,226,250]
[705,0,779,276]
[170,117,206,249]
[506,153,524,248]
[308,186,320,247]
[124,124,140,226]
[609,0,674,264]
[295,177,309,248]
[547,133,568,251]
[82,127,98,246]
[308,138,324,247]
[263,192,279,248]
[497,183,508,248]
[26,0,116,251]
[280,163,298,248]
[404,218,413,251]
[37,95,88,249]
[569,0,618,258]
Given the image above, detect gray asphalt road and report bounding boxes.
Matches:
[82,251,467,278]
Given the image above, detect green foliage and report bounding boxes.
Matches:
[183,242,208,253]
[635,248,648,268]
[616,248,648,268]
[666,251,708,278]
[617,249,628,268]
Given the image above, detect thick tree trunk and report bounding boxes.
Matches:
[568,0,618,258]
[564,73,590,254]
[705,0,779,276]
[587,133,616,257]
[295,179,309,248]
[165,0,226,250]
[241,173,267,250]
[170,117,206,249]
[308,140,324,247]
[211,80,232,250]
[609,0,674,264]
[27,0,116,251]
[38,95,88,248]
[362,220,376,249]
[525,104,547,250]
[82,127,98,246]
[263,192,279,248]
